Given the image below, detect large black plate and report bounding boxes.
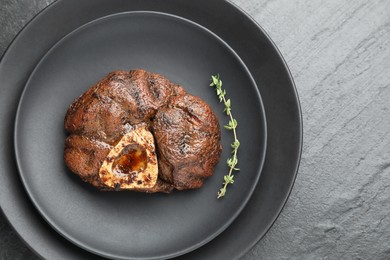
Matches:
[14,11,266,260]
[0,0,302,259]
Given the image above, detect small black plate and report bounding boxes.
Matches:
[14,12,266,260]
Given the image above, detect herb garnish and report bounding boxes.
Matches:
[210,74,240,199]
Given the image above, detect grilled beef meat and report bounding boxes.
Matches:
[64,69,221,193]
[152,94,221,190]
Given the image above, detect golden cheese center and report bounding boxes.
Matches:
[112,144,148,174]
[99,126,158,189]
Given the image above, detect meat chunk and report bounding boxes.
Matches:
[64,69,221,193]
[64,70,178,144]
[64,135,111,188]
[152,94,222,189]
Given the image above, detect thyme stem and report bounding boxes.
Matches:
[210,74,240,199]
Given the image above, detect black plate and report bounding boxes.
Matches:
[14,11,266,260]
[0,1,302,259]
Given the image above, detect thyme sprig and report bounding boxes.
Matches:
[210,74,240,199]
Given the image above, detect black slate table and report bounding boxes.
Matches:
[1,0,389,259]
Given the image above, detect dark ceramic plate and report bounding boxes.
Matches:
[0,1,302,259]
[14,11,266,260]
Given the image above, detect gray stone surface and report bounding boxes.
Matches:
[1,0,389,259]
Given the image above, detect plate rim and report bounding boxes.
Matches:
[13,10,267,260]
[226,1,303,257]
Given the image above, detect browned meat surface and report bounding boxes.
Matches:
[64,70,179,144]
[64,69,221,193]
[152,94,221,190]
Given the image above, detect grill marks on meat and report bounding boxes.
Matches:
[65,70,178,144]
[64,135,112,188]
[64,69,221,193]
[153,94,221,190]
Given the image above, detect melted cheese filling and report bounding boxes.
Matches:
[99,126,158,190]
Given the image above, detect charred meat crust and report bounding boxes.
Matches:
[64,69,221,193]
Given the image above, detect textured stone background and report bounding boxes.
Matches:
[1,0,389,259]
